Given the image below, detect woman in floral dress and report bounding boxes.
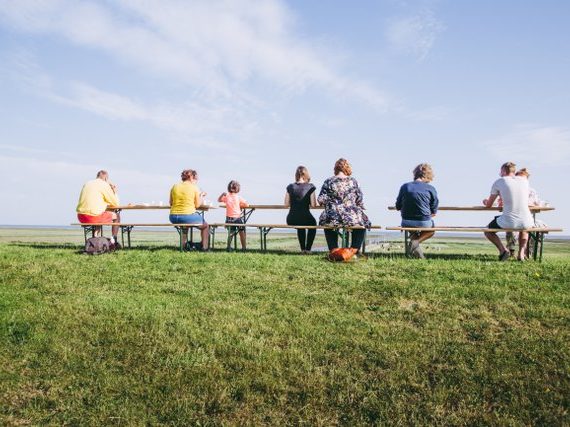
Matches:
[318,158,371,251]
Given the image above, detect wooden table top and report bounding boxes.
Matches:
[219,204,324,210]
[387,206,554,212]
[107,205,216,211]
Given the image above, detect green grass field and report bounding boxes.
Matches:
[1,228,569,425]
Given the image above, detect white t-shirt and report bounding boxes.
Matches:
[491,176,534,228]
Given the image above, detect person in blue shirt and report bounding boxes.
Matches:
[395,163,439,258]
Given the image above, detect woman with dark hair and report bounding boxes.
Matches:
[285,166,318,253]
[395,163,438,258]
[318,158,370,252]
[169,169,209,250]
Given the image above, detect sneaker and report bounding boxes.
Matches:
[412,245,425,259]
[499,251,510,261]
[111,241,121,251]
[409,239,420,257]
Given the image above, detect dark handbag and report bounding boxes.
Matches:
[84,237,114,255]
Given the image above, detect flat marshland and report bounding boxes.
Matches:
[1,228,569,425]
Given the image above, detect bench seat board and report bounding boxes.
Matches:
[73,223,382,252]
[386,226,562,232]
[385,227,562,261]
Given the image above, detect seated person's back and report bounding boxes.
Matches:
[491,175,533,228]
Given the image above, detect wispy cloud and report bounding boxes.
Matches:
[0,0,389,108]
[483,124,570,166]
[386,10,445,61]
[4,51,260,147]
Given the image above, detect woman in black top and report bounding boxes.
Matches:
[285,166,318,253]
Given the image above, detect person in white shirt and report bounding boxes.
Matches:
[503,168,544,255]
[483,162,534,261]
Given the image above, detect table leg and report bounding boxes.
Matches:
[174,226,184,252]
[209,226,216,250]
[262,227,273,252]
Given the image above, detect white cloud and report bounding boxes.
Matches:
[0,0,389,107]
[386,10,444,61]
[483,124,570,166]
[4,53,258,147]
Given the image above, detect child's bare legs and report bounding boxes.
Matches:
[239,229,246,250]
[518,231,528,260]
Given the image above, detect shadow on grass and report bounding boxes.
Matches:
[8,242,506,262]
[9,242,82,250]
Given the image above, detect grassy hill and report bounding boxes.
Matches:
[1,228,569,425]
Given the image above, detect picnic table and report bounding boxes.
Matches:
[386,205,561,260]
[74,204,217,249]
[214,204,382,252]
[388,205,554,221]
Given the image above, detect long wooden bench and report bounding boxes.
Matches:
[210,223,382,252]
[73,223,382,253]
[386,226,563,261]
[71,223,207,251]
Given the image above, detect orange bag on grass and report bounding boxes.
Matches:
[328,247,358,262]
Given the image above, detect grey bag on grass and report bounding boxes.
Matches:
[84,237,113,255]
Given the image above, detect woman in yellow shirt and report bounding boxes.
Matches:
[169,169,209,250]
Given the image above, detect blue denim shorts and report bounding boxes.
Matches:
[401,218,434,228]
[169,213,204,224]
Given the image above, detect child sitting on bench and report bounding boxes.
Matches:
[218,180,249,251]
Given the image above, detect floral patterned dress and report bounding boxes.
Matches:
[317,176,371,228]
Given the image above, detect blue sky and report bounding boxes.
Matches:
[0,0,568,230]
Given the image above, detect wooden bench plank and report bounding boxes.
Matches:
[210,223,381,229]
[73,223,382,253]
[385,226,563,261]
[387,206,555,212]
[386,226,562,232]
[71,223,203,226]
[72,223,207,251]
